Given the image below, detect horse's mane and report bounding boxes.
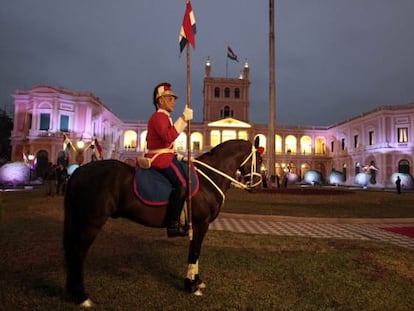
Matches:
[196,139,251,165]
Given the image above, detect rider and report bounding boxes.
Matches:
[145,82,193,237]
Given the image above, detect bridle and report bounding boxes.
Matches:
[190,144,262,207]
[238,146,262,189]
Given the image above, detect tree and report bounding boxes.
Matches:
[0,109,13,165]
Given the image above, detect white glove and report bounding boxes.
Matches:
[182,106,193,121]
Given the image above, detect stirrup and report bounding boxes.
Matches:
[167,224,187,237]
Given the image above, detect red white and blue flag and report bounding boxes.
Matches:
[179,1,196,53]
[63,134,70,151]
[227,46,239,62]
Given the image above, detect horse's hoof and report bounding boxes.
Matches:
[80,298,94,308]
[197,282,206,289]
[194,289,203,296]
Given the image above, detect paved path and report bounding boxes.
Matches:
[210,213,414,250]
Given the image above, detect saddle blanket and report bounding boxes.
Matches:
[133,161,199,206]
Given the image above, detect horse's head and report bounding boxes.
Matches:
[238,136,263,189]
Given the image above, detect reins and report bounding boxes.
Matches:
[189,145,262,207]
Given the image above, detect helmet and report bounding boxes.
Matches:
[153,82,178,109]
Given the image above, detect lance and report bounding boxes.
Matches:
[185,0,193,241]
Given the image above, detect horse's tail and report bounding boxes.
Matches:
[63,175,74,254]
[63,174,88,303]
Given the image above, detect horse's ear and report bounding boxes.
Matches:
[254,136,260,149]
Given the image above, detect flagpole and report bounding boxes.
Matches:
[226,54,228,78]
[185,0,193,241]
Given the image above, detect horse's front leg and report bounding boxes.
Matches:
[184,221,208,295]
[185,260,206,295]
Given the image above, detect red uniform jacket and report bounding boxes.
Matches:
[145,110,178,169]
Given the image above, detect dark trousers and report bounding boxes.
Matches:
[157,157,187,226]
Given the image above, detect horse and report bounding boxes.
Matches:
[63,138,262,307]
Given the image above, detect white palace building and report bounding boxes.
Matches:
[10,59,414,189]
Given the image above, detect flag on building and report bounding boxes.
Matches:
[179,1,196,53]
[227,46,239,62]
[63,134,71,153]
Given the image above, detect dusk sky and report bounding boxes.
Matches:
[1,1,414,126]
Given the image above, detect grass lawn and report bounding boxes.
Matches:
[1,188,414,310]
[224,187,414,218]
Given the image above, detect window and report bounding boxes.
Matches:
[234,88,240,98]
[354,135,358,148]
[315,137,325,154]
[60,115,69,132]
[238,131,248,140]
[214,87,220,98]
[398,127,408,143]
[222,130,236,142]
[224,87,230,98]
[355,162,360,175]
[341,138,345,151]
[331,141,334,153]
[210,130,220,147]
[222,106,232,118]
[300,136,311,154]
[192,141,200,152]
[398,159,410,174]
[285,135,297,154]
[26,113,32,130]
[369,131,374,145]
[40,113,50,130]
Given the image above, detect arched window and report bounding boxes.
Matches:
[315,137,326,154]
[355,162,360,175]
[224,87,230,98]
[175,133,187,151]
[285,135,297,154]
[190,132,203,152]
[210,130,220,147]
[222,130,236,142]
[124,130,138,150]
[300,136,311,154]
[399,159,410,174]
[275,135,282,153]
[214,87,220,98]
[140,130,147,151]
[223,106,231,117]
[234,88,240,98]
[301,162,311,180]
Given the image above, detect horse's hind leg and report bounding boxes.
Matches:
[64,223,103,306]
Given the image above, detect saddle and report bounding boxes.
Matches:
[133,161,199,206]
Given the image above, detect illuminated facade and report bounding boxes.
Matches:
[10,59,414,188]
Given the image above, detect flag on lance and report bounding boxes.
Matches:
[179,1,197,53]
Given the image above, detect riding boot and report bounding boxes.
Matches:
[166,186,187,238]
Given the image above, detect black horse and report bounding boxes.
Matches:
[63,138,262,307]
